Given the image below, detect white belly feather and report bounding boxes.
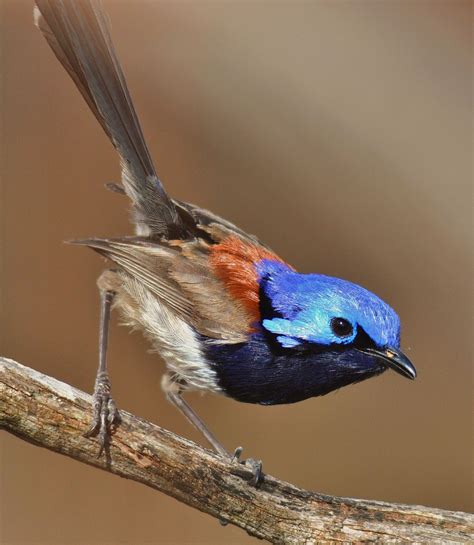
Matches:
[100,270,221,393]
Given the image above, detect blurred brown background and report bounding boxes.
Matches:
[1,0,472,543]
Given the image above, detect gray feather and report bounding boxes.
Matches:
[71,237,249,343]
[34,0,193,238]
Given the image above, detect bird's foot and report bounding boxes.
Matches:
[231,446,264,487]
[84,371,120,456]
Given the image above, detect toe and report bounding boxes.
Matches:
[84,396,103,438]
[107,398,119,427]
[231,446,244,463]
[230,447,264,487]
[84,391,120,457]
[246,458,263,487]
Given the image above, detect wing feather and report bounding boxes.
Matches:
[72,237,250,343]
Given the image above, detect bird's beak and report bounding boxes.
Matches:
[359,346,417,380]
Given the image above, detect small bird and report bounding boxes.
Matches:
[34,0,416,485]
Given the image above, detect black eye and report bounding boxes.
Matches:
[330,317,353,338]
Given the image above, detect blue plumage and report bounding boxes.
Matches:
[208,333,386,405]
[207,258,413,405]
[257,259,400,349]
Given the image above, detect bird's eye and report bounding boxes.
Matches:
[330,317,353,338]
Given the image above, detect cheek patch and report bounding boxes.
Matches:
[277,336,301,348]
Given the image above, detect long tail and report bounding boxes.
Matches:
[34,0,193,239]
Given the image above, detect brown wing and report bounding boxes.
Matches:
[72,237,250,343]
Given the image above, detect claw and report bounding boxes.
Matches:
[84,374,120,456]
[84,395,103,438]
[246,458,263,487]
[231,446,244,463]
[231,446,264,487]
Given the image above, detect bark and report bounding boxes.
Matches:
[1,357,472,544]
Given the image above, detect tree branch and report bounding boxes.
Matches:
[1,357,472,543]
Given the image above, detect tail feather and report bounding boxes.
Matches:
[34,0,192,238]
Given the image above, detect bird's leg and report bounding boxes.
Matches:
[165,388,229,457]
[84,289,120,455]
[163,376,263,486]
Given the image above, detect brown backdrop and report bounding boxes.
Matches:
[1,1,472,543]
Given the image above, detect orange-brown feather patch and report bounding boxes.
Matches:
[209,236,292,320]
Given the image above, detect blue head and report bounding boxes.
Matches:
[255,260,416,396]
[259,260,401,348]
[208,259,416,405]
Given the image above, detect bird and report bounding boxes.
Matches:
[34,0,416,486]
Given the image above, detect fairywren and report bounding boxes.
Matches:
[34,0,416,485]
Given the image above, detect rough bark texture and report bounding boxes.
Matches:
[1,357,473,544]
